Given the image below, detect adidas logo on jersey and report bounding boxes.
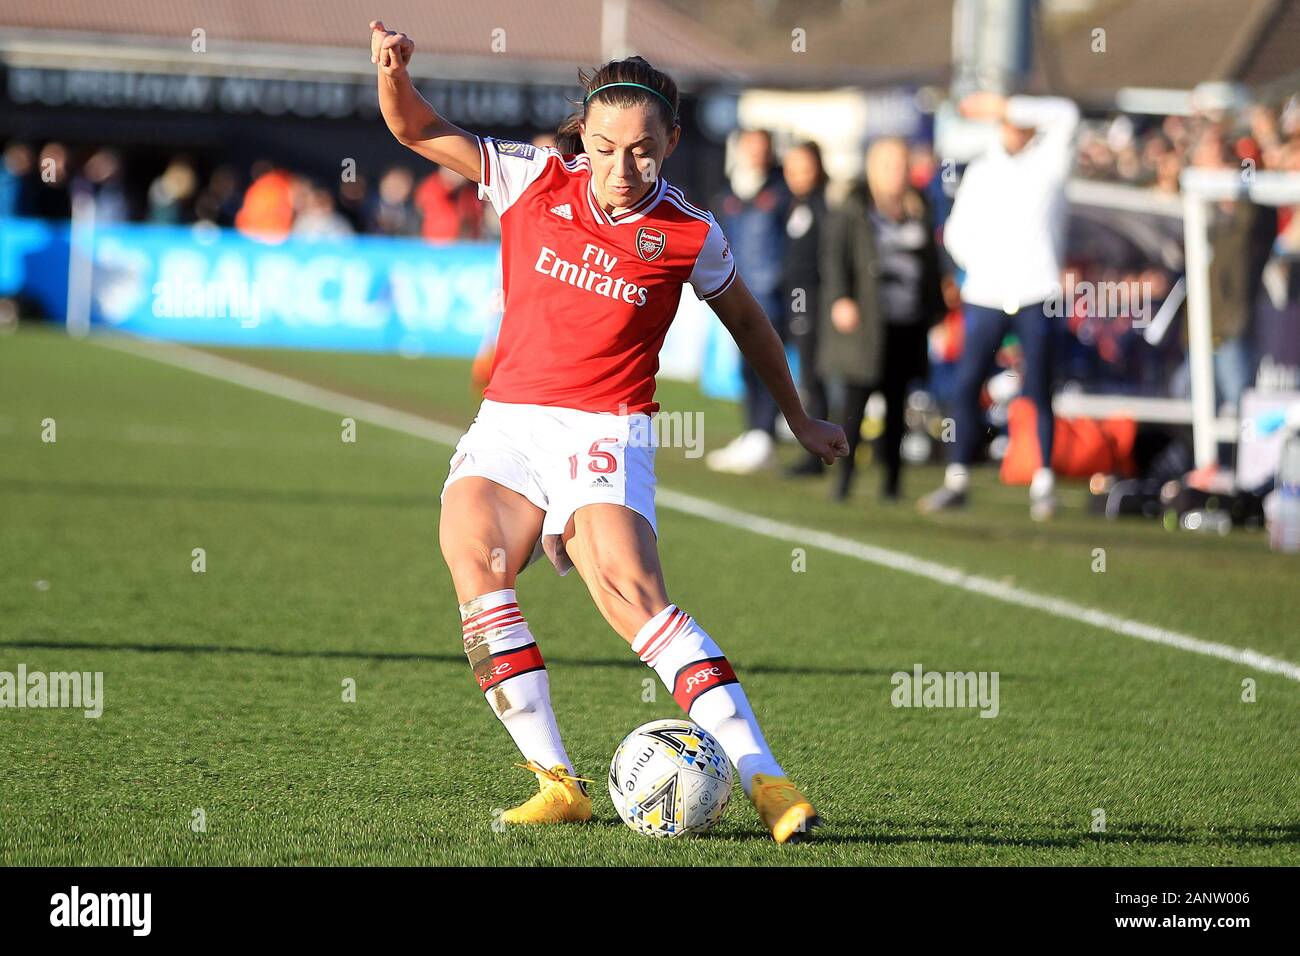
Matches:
[549,203,573,220]
[589,475,613,489]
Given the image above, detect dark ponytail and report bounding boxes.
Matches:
[554,113,585,155]
[577,55,680,130]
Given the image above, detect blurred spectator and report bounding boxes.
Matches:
[705,129,790,474]
[1074,94,1300,199]
[909,139,950,228]
[1060,262,1174,393]
[235,162,295,241]
[367,166,419,236]
[288,175,313,231]
[819,137,944,502]
[415,165,484,241]
[147,158,198,224]
[33,142,71,220]
[921,93,1079,521]
[338,175,369,233]
[1249,104,1283,170]
[1153,149,1183,195]
[0,142,34,217]
[1279,186,1300,255]
[927,274,966,406]
[908,141,937,191]
[780,140,830,478]
[292,184,354,240]
[72,149,130,223]
[194,166,242,228]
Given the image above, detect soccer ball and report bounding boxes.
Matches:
[608,718,732,837]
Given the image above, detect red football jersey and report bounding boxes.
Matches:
[476,136,736,414]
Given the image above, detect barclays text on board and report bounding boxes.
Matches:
[1,217,503,354]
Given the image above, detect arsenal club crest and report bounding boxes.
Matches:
[636,227,667,262]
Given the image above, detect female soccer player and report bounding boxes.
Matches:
[371,21,847,843]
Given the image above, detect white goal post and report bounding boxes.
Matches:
[1062,170,1300,471]
[1180,168,1300,469]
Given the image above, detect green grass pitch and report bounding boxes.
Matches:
[1,324,1297,866]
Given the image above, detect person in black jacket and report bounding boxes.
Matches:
[818,137,946,501]
[781,141,831,476]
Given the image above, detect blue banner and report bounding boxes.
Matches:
[0,217,70,320]
[0,216,502,356]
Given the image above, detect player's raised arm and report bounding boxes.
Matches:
[369,20,482,182]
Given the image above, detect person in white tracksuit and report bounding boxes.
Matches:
[920,92,1080,521]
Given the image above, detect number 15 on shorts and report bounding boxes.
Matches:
[569,437,620,480]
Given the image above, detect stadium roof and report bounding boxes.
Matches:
[0,0,1296,96]
[657,0,1300,99]
[0,0,762,87]
[1036,0,1300,101]
[0,0,963,89]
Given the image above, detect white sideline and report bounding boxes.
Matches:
[97,335,1300,684]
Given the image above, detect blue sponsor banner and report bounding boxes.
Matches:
[0,216,502,356]
[0,217,70,320]
[0,214,762,399]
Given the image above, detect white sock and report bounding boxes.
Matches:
[944,463,970,492]
[632,605,783,795]
[1030,467,1055,498]
[460,589,572,774]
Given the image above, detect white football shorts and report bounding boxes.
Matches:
[440,399,657,575]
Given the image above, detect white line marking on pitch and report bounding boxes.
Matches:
[97,335,1300,684]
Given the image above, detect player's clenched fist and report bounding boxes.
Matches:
[793,418,850,466]
[369,20,414,75]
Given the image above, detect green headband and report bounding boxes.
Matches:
[584,82,677,121]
